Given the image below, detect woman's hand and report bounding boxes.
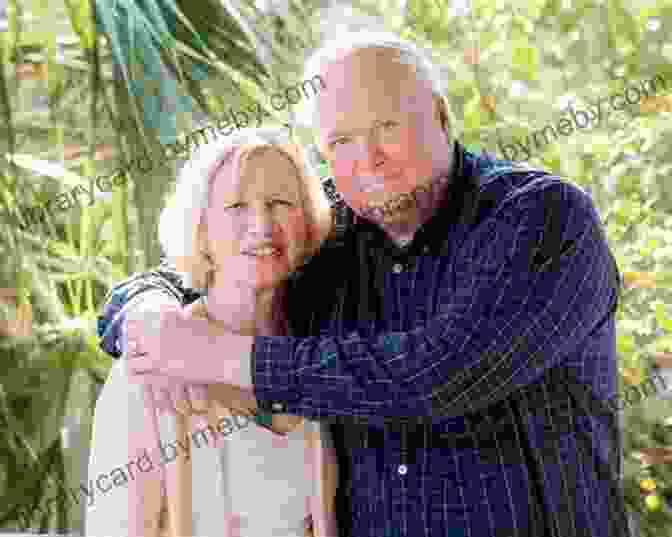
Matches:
[303,514,315,537]
[207,382,259,420]
[269,413,305,434]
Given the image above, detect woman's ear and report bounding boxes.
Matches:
[181,224,215,291]
[436,95,450,134]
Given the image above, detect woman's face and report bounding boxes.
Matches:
[202,148,310,290]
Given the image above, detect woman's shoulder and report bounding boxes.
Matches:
[182,299,206,318]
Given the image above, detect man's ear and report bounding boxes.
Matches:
[314,140,329,165]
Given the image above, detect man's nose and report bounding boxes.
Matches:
[247,205,275,237]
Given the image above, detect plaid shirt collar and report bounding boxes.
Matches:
[352,139,467,259]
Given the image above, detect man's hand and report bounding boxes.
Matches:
[145,376,209,416]
[125,304,253,384]
[124,301,209,416]
[125,303,257,415]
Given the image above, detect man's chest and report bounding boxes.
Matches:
[297,237,461,340]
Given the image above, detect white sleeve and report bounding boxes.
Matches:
[86,291,175,537]
[305,420,339,537]
[85,360,161,536]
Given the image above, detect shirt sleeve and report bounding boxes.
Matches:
[97,264,192,358]
[251,182,621,423]
[86,359,164,537]
[120,290,184,357]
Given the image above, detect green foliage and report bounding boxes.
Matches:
[0,0,319,533]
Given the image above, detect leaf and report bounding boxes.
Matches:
[63,0,96,50]
[463,93,483,132]
[139,0,176,51]
[617,333,637,355]
[622,367,644,386]
[654,303,668,326]
[660,317,672,334]
[622,271,657,289]
[607,1,641,49]
[92,0,130,82]
[4,154,85,189]
[480,95,496,114]
[511,38,538,81]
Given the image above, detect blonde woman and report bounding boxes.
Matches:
[86,127,338,537]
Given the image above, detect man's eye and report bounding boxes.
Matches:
[380,121,400,132]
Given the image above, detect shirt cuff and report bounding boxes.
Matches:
[238,343,253,388]
[251,335,300,414]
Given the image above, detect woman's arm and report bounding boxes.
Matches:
[85,360,164,537]
[304,421,339,537]
[87,291,180,537]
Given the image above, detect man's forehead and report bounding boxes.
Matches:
[329,46,414,74]
[318,47,435,136]
[322,48,419,95]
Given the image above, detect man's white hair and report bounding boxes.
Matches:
[158,126,329,290]
[300,30,454,135]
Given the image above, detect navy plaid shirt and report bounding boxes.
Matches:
[97,142,628,537]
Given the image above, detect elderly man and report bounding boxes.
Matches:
[97,31,628,537]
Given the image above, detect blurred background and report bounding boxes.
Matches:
[0,0,671,535]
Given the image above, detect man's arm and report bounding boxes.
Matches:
[97,264,193,358]
[250,182,620,422]
[98,265,216,414]
[125,183,620,423]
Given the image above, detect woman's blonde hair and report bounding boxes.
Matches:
[158,127,333,291]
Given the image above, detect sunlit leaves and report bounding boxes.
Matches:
[511,37,538,81]
[463,93,483,133]
[62,0,95,50]
[607,0,641,51]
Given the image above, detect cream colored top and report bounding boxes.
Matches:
[85,291,338,537]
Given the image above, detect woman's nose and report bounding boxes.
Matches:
[360,139,385,173]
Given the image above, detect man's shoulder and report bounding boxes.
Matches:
[472,155,594,221]
[96,262,200,358]
[100,262,194,309]
[472,156,616,274]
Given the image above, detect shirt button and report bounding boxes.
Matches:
[272,402,285,412]
[397,464,408,475]
[392,263,404,273]
[422,246,430,254]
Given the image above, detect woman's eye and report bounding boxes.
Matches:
[330,138,350,149]
[225,202,244,210]
[270,199,293,207]
[382,121,398,129]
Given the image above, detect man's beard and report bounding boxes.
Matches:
[358,182,431,221]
